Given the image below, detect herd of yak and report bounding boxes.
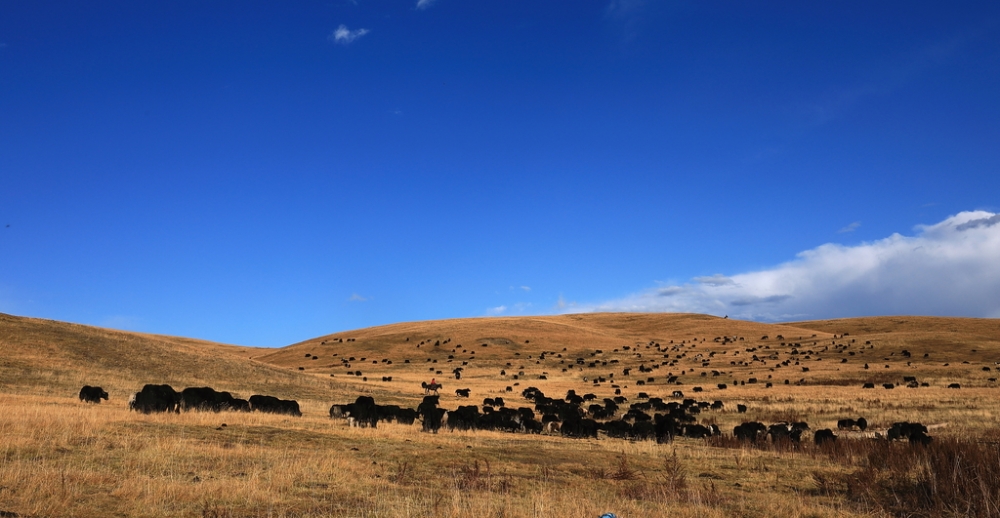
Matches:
[78,383,933,446]
[79,384,302,416]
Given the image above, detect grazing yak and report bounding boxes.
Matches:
[329,403,350,419]
[130,384,181,414]
[814,429,837,445]
[180,387,245,412]
[79,385,108,404]
[249,395,302,416]
[417,395,447,433]
[345,396,379,428]
[734,422,767,442]
[330,398,415,427]
[683,423,714,439]
[768,422,809,443]
[560,417,599,438]
[887,422,932,444]
[837,417,868,431]
[446,405,481,431]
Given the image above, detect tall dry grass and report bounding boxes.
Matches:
[0,393,872,518]
[821,438,1000,517]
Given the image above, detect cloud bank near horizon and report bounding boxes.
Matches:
[571,210,1000,321]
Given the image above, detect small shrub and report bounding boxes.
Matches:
[609,453,640,481]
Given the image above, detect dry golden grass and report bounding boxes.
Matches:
[2,311,1000,517]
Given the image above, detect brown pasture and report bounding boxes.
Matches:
[2,311,999,517]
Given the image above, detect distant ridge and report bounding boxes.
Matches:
[4,311,998,398]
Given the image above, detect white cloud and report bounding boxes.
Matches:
[838,221,862,233]
[416,0,437,10]
[330,25,369,45]
[571,211,1000,321]
[487,305,507,315]
[349,293,370,302]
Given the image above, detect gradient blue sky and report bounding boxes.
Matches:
[2,1,998,346]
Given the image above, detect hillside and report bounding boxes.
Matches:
[7,311,999,404]
[0,312,330,401]
[258,313,1000,398]
[259,312,832,368]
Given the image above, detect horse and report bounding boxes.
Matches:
[421,381,442,395]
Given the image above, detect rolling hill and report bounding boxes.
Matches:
[6,310,999,405]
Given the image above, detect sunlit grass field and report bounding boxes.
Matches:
[2,312,999,517]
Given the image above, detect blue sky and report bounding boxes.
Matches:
[2,1,998,346]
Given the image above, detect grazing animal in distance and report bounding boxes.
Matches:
[814,429,837,445]
[346,396,379,428]
[887,422,931,444]
[249,395,302,416]
[837,418,867,431]
[417,395,446,433]
[179,387,240,412]
[130,384,181,414]
[733,422,766,442]
[79,385,108,404]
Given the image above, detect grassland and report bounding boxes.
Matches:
[2,312,999,517]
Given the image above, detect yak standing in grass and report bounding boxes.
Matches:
[129,384,180,414]
[180,387,239,412]
[417,395,447,433]
[734,422,767,442]
[249,395,302,416]
[814,429,837,445]
[887,422,932,444]
[79,385,108,404]
[347,396,379,428]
